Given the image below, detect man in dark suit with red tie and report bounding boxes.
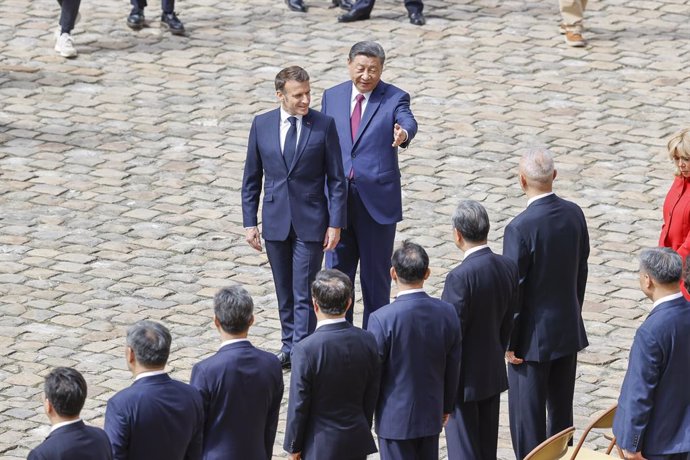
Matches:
[242,66,347,369]
[190,286,283,460]
[104,320,204,460]
[284,269,381,460]
[442,200,518,460]
[322,41,418,329]
[503,148,590,459]
[613,248,690,460]
[29,367,112,460]
[368,241,461,460]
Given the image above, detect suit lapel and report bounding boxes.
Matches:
[336,84,354,153]
[271,109,289,173]
[289,110,313,173]
[353,82,385,148]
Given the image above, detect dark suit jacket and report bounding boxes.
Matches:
[321,80,418,225]
[241,107,346,242]
[502,193,590,362]
[284,321,380,459]
[28,421,112,460]
[189,341,284,460]
[441,247,518,402]
[367,291,461,440]
[613,295,690,456]
[104,373,204,460]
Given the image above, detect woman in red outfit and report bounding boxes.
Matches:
[659,128,690,298]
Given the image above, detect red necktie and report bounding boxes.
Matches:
[351,94,365,141]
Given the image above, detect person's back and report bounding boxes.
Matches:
[29,422,112,460]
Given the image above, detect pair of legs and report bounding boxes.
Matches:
[559,0,587,32]
[326,181,396,330]
[350,0,423,15]
[446,393,501,460]
[378,435,438,460]
[57,0,81,34]
[265,229,322,354]
[508,353,577,459]
[131,0,175,14]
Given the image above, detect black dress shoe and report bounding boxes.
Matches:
[409,11,425,25]
[161,11,185,35]
[337,8,370,22]
[285,0,307,12]
[127,8,145,30]
[276,351,291,369]
[331,0,354,10]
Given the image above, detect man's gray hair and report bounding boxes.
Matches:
[452,200,490,243]
[520,148,555,184]
[214,285,254,334]
[348,41,386,66]
[639,247,682,284]
[126,320,171,367]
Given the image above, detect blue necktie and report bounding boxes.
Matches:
[284,116,297,168]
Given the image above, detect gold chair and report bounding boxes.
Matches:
[568,404,624,459]
[525,427,576,460]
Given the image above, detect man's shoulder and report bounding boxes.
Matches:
[253,108,279,124]
[324,80,350,96]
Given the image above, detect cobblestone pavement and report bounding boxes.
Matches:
[1,0,690,457]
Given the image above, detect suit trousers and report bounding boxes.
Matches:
[446,393,500,460]
[351,0,424,15]
[57,0,81,33]
[559,0,587,30]
[131,0,175,14]
[508,353,577,460]
[265,228,322,353]
[647,454,690,460]
[378,435,439,460]
[326,181,396,329]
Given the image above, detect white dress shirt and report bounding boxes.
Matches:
[218,338,250,350]
[527,191,554,206]
[464,244,489,257]
[652,291,683,308]
[396,288,425,297]
[134,370,167,382]
[50,418,82,434]
[280,107,303,155]
[315,317,347,330]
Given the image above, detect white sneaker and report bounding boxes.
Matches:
[55,33,77,58]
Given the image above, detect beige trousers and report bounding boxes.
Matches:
[559,0,587,30]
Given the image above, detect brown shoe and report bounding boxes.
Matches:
[565,31,586,47]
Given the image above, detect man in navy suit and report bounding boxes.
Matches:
[503,148,590,459]
[242,66,347,369]
[29,367,112,460]
[104,320,204,460]
[613,248,690,460]
[284,269,381,460]
[322,41,418,329]
[441,200,518,460]
[368,241,461,460]
[190,285,284,460]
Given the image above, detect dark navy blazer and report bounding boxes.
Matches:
[104,373,204,460]
[613,295,690,456]
[442,247,518,402]
[502,193,590,362]
[367,291,461,440]
[190,341,284,460]
[284,322,381,459]
[28,421,112,460]
[241,107,346,242]
[321,80,418,225]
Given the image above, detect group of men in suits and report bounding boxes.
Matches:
[242,40,417,369]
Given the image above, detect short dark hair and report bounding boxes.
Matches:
[452,200,490,243]
[311,269,353,315]
[44,367,87,418]
[639,247,682,284]
[126,320,171,367]
[275,66,310,93]
[391,240,429,284]
[348,41,386,66]
[214,285,254,334]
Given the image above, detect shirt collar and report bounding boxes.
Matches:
[280,107,303,123]
[315,318,347,330]
[219,338,250,350]
[351,83,372,102]
[134,370,167,381]
[527,192,554,206]
[652,291,683,308]
[50,419,81,434]
[464,244,489,258]
[396,288,425,298]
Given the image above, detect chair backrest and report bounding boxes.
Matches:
[569,403,620,458]
[525,427,576,460]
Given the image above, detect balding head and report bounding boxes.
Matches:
[519,148,557,194]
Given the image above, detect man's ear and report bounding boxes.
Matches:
[390,267,397,282]
[423,268,431,281]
